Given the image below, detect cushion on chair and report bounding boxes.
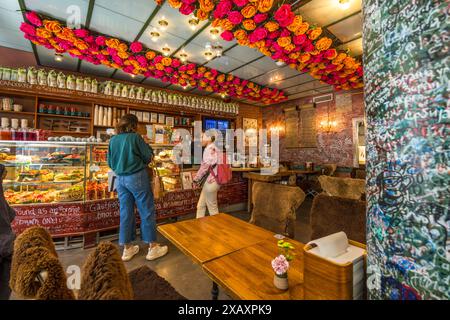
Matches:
[250,182,306,238]
[318,176,365,200]
[128,266,186,300]
[310,194,366,244]
[79,242,133,300]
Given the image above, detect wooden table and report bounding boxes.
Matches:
[158,213,275,264]
[231,167,261,172]
[203,239,305,300]
[243,171,297,212]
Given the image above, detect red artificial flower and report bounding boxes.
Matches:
[95,36,106,46]
[20,22,36,36]
[249,27,268,43]
[73,29,89,38]
[172,59,181,68]
[26,11,42,27]
[130,41,143,53]
[228,11,243,25]
[221,30,234,41]
[180,3,195,15]
[214,0,233,19]
[253,13,268,24]
[233,0,248,7]
[293,34,307,45]
[274,4,295,28]
[181,0,196,4]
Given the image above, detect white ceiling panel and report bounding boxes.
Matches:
[276,73,314,89]
[284,81,328,95]
[36,45,79,71]
[175,42,210,64]
[225,46,262,64]
[140,24,186,55]
[338,37,363,56]
[205,55,245,73]
[328,12,362,42]
[90,5,143,42]
[0,4,32,52]
[142,77,167,87]
[113,69,146,82]
[25,0,89,23]
[95,0,156,23]
[247,56,278,73]
[251,65,300,86]
[79,61,114,77]
[297,0,361,27]
[231,64,265,80]
[191,26,237,51]
[286,90,318,100]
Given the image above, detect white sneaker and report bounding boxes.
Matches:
[146,245,168,261]
[121,245,139,262]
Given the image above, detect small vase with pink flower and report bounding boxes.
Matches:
[271,240,296,290]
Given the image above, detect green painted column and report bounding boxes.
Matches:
[363,0,449,299]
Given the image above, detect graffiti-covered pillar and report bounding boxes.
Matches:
[363,0,449,299]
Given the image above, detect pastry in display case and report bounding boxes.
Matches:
[151,144,184,193]
[0,141,118,205]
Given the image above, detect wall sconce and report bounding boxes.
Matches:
[213,44,223,57]
[54,53,64,62]
[319,119,338,133]
[338,0,351,10]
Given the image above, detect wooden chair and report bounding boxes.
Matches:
[250,182,306,238]
[310,193,366,244]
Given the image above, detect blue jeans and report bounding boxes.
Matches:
[116,169,156,245]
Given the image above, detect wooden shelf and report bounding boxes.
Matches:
[0,110,35,116]
[37,113,91,120]
[50,131,91,135]
[94,125,114,128]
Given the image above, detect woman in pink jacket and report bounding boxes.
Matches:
[193,132,220,218]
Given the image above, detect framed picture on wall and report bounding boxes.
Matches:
[151,113,158,123]
[243,118,258,146]
[143,112,150,123]
[166,116,174,126]
[181,172,193,190]
[158,114,165,124]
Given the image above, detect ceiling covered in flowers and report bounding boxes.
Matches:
[0,0,363,105]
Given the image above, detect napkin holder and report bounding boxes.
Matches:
[303,232,366,300]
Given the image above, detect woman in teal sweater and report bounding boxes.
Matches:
[108,114,168,262]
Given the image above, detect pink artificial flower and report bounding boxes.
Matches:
[171,59,181,67]
[95,36,106,46]
[130,41,143,53]
[267,30,280,39]
[214,0,233,19]
[303,41,314,52]
[228,11,243,25]
[74,29,89,38]
[179,65,187,72]
[221,30,234,41]
[154,55,163,64]
[96,53,107,61]
[154,70,164,78]
[20,22,36,36]
[179,3,195,15]
[271,255,289,276]
[253,13,268,24]
[181,0,196,4]
[59,41,73,50]
[293,34,307,45]
[164,67,174,73]
[232,0,248,7]
[84,35,95,44]
[249,27,268,43]
[112,55,123,66]
[280,29,290,37]
[187,63,196,70]
[107,47,117,56]
[25,11,42,27]
[170,77,178,84]
[136,55,148,67]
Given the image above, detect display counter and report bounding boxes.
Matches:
[1,140,248,248]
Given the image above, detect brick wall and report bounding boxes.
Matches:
[262,91,364,168]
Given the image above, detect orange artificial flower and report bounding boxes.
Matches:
[299,53,310,63]
[124,60,132,66]
[318,63,326,69]
[118,51,129,59]
[162,57,172,66]
[285,43,296,52]
[227,74,234,81]
[198,66,206,74]
[130,60,140,68]
[106,38,120,49]
[168,0,182,9]
[243,19,256,31]
[257,0,274,13]
[155,63,164,71]
[315,37,332,51]
[36,28,52,39]
[308,27,322,40]
[289,52,300,59]
[264,21,279,32]
[101,60,110,66]
[295,22,310,35]
[118,43,128,52]
[288,63,296,69]
[241,4,257,18]
[187,69,196,75]
[68,48,81,56]
[234,29,248,41]
[220,19,234,31]
[335,64,344,71]
[101,49,110,55]
[333,52,347,64]
[74,40,89,50]
[211,18,221,28]
[260,47,271,56]
[111,63,121,69]
[199,0,215,12]
[217,74,225,83]
[58,27,75,41]
[277,36,291,48]
[196,9,209,20]
[310,49,320,56]
[287,16,302,33]
[43,20,62,33]
[145,51,156,60]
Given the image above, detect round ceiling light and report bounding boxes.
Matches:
[54,53,64,62]
[209,28,219,39]
[158,18,168,31]
[338,0,351,10]
[150,31,160,42]
[162,45,171,56]
[179,52,188,62]
[189,17,199,30]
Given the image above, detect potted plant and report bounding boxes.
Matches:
[271,240,296,290]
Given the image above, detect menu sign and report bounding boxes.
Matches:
[284,106,300,148]
[299,104,317,148]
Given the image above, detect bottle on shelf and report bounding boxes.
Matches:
[107,107,112,126]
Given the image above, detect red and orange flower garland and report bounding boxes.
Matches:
[19,11,287,104]
[163,0,363,91]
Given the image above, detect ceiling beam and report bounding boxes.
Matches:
[77,0,96,72]
[171,21,211,57]
[17,0,40,66]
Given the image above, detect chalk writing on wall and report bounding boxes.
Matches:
[284,106,300,148]
[364,0,449,300]
[299,104,317,148]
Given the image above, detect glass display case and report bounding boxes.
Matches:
[0,140,114,205]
